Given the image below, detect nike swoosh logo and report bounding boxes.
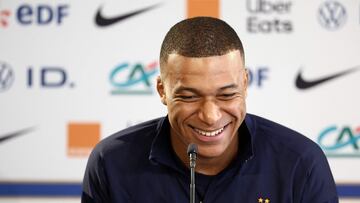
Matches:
[295,66,360,90]
[95,3,161,27]
[0,127,34,144]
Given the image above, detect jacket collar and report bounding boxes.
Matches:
[149,114,255,175]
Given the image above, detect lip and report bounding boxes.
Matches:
[190,123,230,143]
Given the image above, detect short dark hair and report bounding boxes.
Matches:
[160,17,245,67]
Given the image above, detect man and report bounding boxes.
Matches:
[82,17,338,202]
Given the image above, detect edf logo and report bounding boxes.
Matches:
[318,125,360,157]
[0,4,69,27]
[247,66,269,88]
[109,61,158,95]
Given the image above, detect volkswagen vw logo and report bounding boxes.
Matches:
[0,61,14,92]
[318,1,347,30]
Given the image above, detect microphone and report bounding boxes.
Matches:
[187,143,198,203]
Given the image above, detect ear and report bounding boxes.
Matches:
[243,68,249,98]
[156,76,167,105]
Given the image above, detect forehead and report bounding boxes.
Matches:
[163,50,245,90]
[165,50,244,76]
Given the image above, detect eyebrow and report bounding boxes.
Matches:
[219,84,238,90]
[173,87,200,94]
[173,84,239,94]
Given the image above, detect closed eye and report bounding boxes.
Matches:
[179,95,197,99]
[218,93,237,100]
[174,95,200,102]
[221,93,236,97]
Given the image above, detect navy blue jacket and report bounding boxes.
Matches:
[82,114,338,202]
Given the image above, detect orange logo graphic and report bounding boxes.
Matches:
[187,0,219,18]
[67,123,100,157]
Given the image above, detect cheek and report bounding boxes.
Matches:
[222,99,246,117]
[167,102,197,123]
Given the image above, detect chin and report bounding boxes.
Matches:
[198,146,226,158]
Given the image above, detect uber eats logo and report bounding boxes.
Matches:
[318,125,360,157]
[246,0,293,33]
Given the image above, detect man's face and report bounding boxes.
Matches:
[157,50,247,159]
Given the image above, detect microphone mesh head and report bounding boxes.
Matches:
[187,143,198,155]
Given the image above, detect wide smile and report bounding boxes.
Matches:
[190,123,230,141]
[194,126,225,137]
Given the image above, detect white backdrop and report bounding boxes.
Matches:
[0,0,359,202]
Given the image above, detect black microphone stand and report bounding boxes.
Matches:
[187,143,198,203]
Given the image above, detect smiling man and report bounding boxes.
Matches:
[82,17,338,203]
[158,50,247,176]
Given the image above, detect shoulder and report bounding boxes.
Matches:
[90,117,165,163]
[246,114,325,162]
[245,114,338,201]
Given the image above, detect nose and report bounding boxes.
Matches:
[198,99,222,126]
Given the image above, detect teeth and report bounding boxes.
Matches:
[194,127,224,137]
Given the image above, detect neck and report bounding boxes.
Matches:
[171,133,238,176]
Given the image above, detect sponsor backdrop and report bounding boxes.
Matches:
[0,0,359,202]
